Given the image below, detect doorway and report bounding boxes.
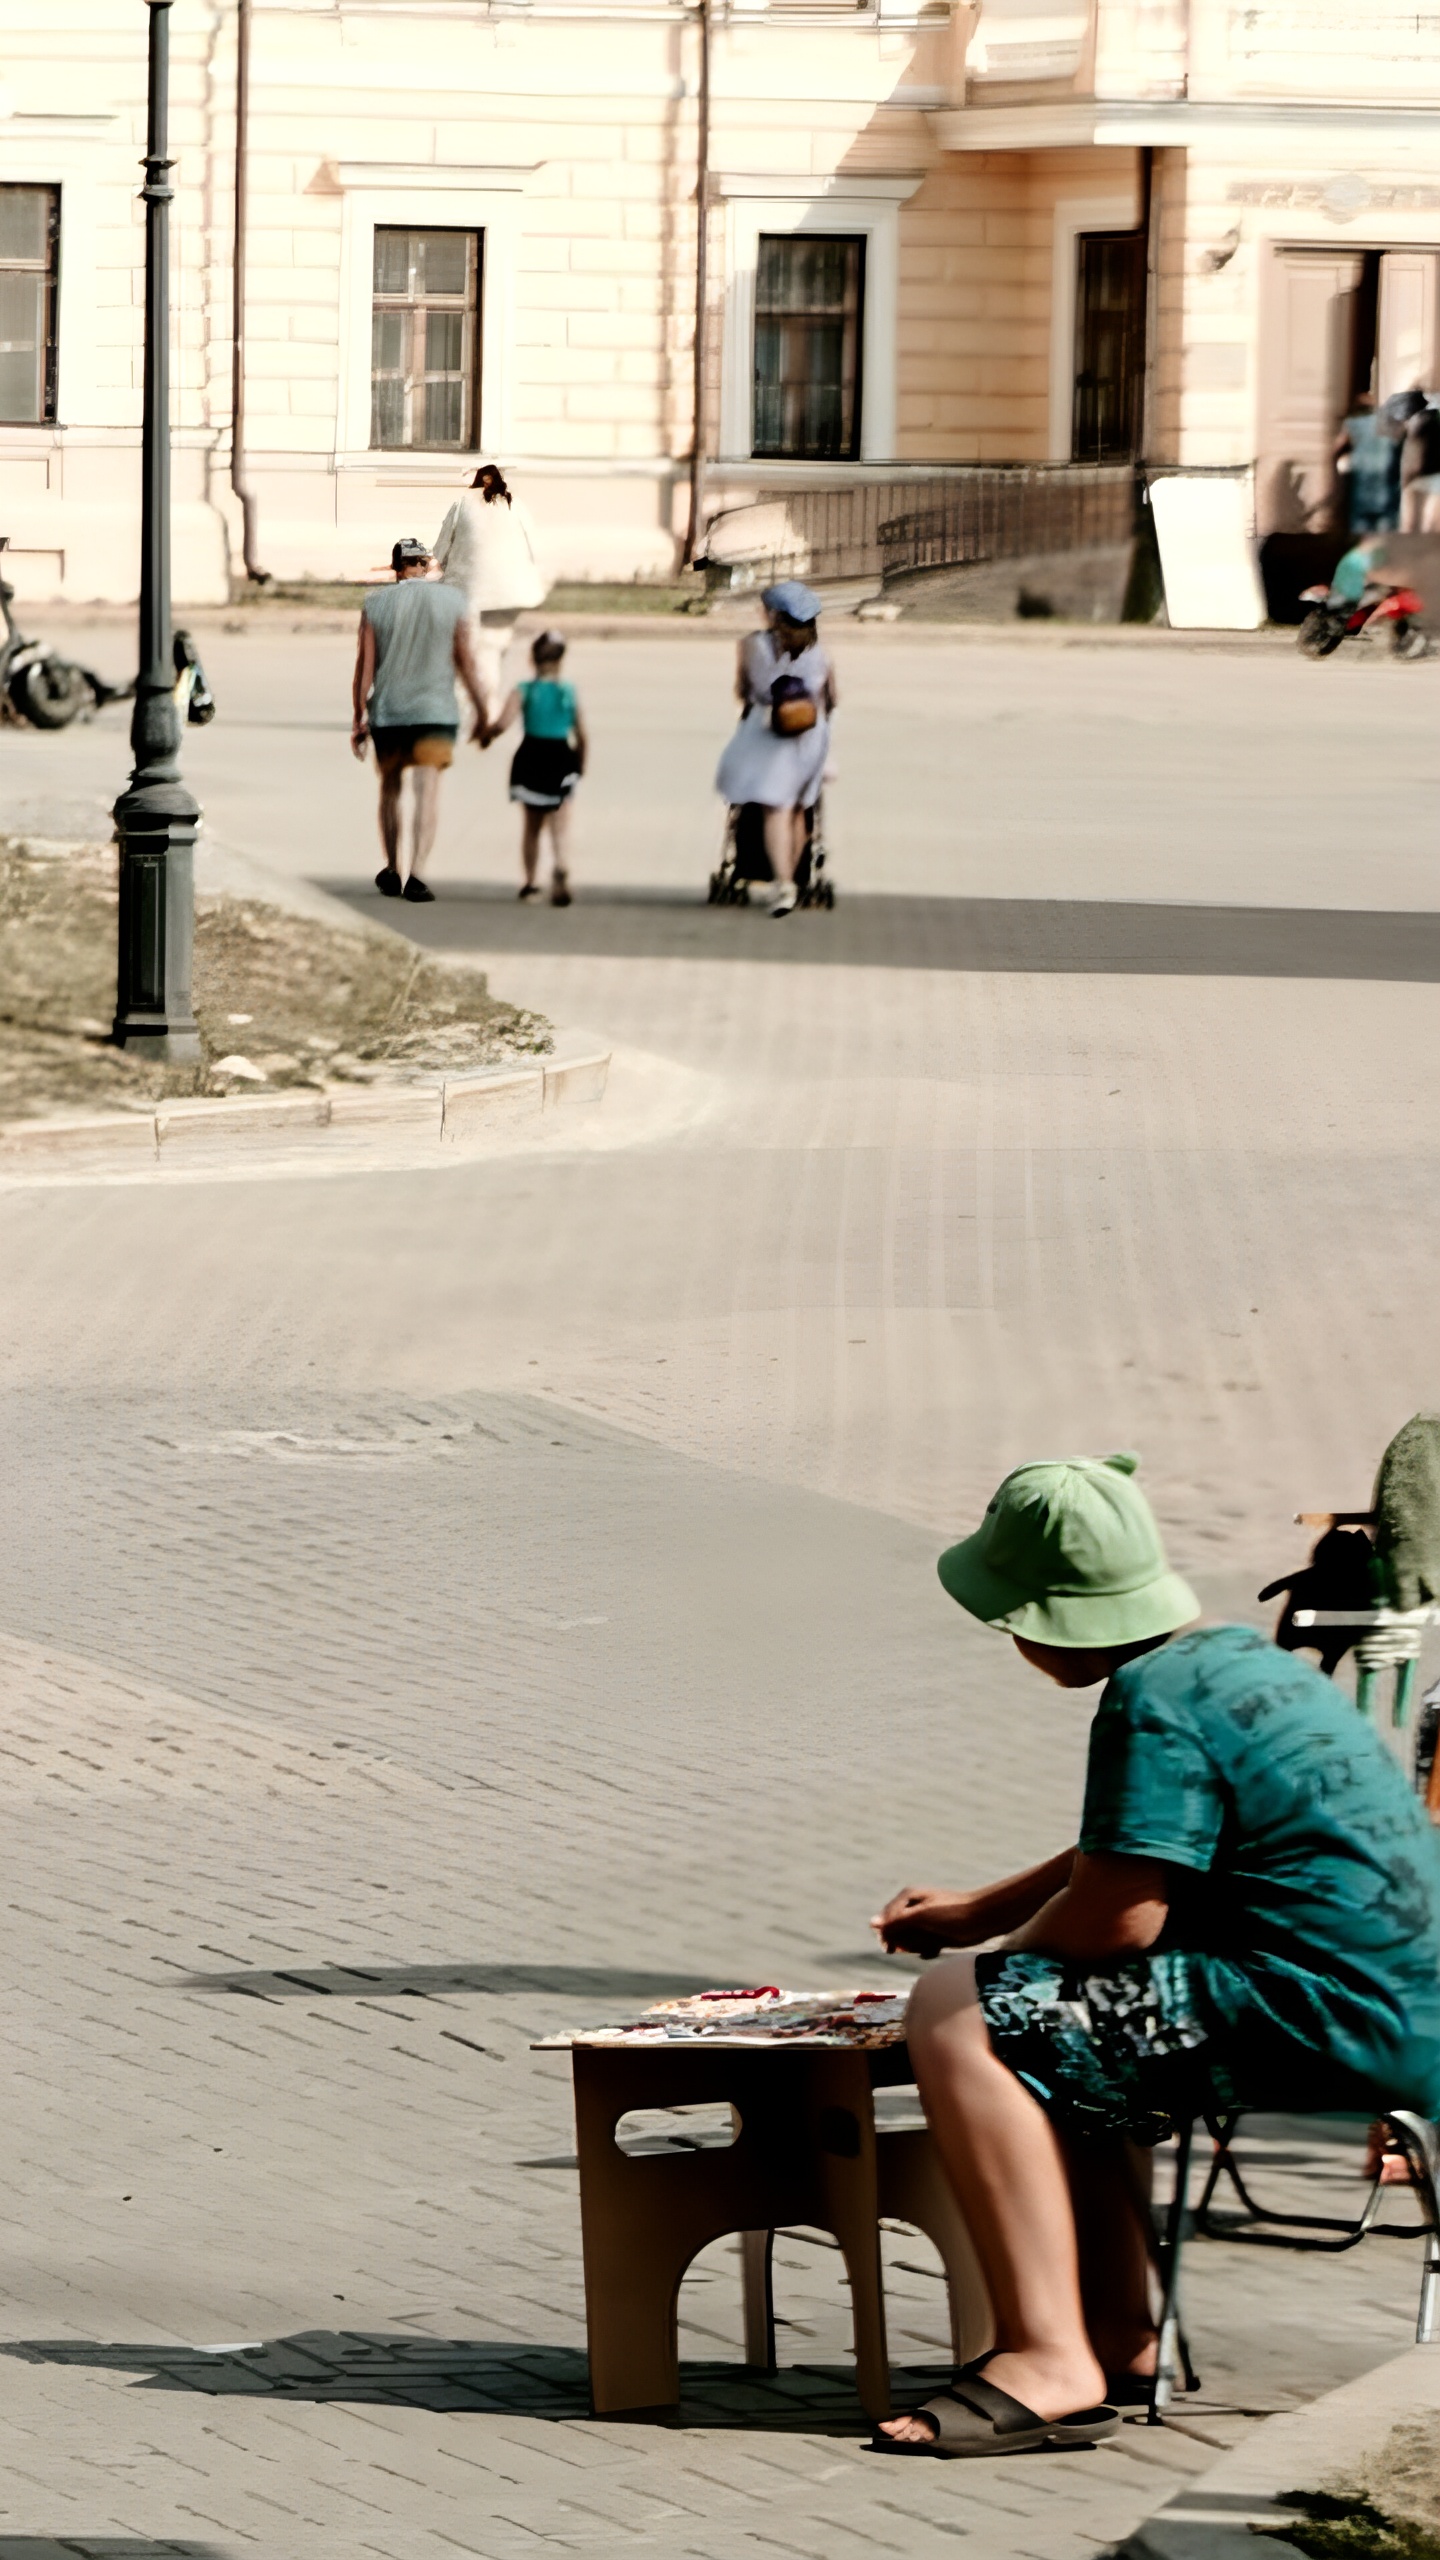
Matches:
[1257,245,1440,538]
[1072,229,1146,463]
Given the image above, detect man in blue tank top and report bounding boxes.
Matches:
[352,537,487,903]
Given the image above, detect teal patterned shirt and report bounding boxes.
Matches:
[1079,1625,1440,2113]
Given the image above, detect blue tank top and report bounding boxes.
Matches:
[520,678,576,740]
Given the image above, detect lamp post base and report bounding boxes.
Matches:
[112,777,202,1061]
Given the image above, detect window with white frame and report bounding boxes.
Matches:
[371,226,482,450]
[753,234,865,461]
[0,185,59,425]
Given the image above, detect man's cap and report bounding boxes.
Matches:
[937,1453,1199,1648]
[392,536,431,571]
[761,579,822,624]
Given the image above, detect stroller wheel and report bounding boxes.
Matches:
[707,872,722,904]
[821,879,836,909]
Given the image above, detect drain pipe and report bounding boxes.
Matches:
[1137,143,1156,466]
[683,0,710,566]
[231,0,269,582]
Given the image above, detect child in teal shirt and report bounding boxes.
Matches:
[484,630,587,906]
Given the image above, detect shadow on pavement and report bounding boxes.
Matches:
[176,1962,719,2000]
[1,2335,899,2432]
[320,881,1440,981]
[0,2545,227,2559]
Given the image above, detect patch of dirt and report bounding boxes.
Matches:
[1276,2415,1440,2560]
[0,837,550,1120]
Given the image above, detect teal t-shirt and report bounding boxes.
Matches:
[1331,545,1374,602]
[1079,1625,1440,2113]
[520,677,577,740]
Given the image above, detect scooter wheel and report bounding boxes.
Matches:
[1297,611,1343,660]
[16,657,90,728]
[1391,620,1430,661]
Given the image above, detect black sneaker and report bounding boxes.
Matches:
[376,868,401,898]
[402,876,436,903]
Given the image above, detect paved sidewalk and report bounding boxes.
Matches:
[1,634,1439,2553]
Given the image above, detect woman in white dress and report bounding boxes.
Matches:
[433,463,548,719]
[715,579,835,917]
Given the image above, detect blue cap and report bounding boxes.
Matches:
[761,579,822,623]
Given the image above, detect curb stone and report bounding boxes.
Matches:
[0,1049,610,1173]
[1120,2345,1440,2560]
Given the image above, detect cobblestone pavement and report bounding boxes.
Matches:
[1,640,1438,2556]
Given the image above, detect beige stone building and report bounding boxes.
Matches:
[1,0,1438,602]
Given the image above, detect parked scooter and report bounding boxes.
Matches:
[0,535,134,727]
[1297,578,1429,660]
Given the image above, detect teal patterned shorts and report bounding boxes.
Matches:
[974,1947,1240,2147]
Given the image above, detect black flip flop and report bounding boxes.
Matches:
[872,2360,1119,2459]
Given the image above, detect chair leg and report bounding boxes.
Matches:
[1386,2113,1440,2344]
[1150,2117,1195,2425]
[740,2229,776,2370]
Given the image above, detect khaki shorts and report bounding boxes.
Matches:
[372,724,456,778]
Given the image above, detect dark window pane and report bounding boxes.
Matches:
[422,378,464,445]
[0,188,47,265]
[426,308,465,373]
[372,229,411,297]
[419,231,468,297]
[753,233,863,460]
[371,308,406,374]
[371,375,406,448]
[0,272,43,420]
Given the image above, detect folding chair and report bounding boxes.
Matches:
[1149,2108,1440,2423]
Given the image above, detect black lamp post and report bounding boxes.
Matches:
[113,0,200,1061]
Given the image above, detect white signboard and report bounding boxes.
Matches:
[1150,475,1267,630]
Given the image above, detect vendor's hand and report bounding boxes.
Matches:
[871,1885,982,1959]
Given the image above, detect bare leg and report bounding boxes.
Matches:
[408,766,442,880]
[763,805,796,885]
[1065,2137,1155,2379]
[520,808,543,890]
[377,769,403,874]
[548,799,572,893]
[877,1956,1106,2444]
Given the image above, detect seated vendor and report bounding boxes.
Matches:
[873,1452,1440,2460]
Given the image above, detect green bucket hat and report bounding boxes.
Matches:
[937,1453,1199,1647]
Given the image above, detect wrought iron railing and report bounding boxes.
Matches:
[701,464,1140,589]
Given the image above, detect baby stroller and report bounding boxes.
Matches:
[707,798,836,909]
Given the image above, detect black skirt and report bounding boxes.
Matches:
[509,734,581,810]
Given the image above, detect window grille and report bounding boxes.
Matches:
[0,186,59,425]
[371,227,482,451]
[753,234,864,462]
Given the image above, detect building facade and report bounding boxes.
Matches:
[2,0,1439,602]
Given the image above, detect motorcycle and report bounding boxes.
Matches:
[0,535,134,727]
[1297,579,1430,660]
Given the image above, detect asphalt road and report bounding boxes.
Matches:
[2,614,1439,909]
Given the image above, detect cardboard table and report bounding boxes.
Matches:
[538,1990,991,2419]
